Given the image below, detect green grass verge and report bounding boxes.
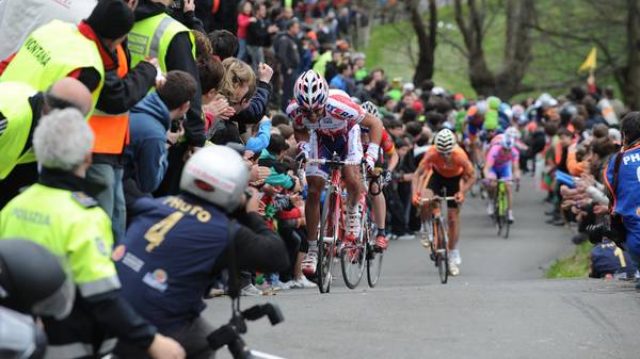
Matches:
[365,2,621,100]
[546,241,592,279]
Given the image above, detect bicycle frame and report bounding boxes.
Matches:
[419,192,456,284]
[308,155,361,293]
[497,180,508,217]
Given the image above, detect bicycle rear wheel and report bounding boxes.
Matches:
[366,210,383,288]
[435,218,449,284]
[317,190,338,294]
[340,204,367,289]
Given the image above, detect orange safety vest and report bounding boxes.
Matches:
[88,45,130,155]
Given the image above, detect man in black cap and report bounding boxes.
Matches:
[84,0,159,243]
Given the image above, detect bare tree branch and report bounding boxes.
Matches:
[438,30,469,57]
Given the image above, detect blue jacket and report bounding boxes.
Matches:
[245,120,271,154]
[124,93,170,194]
[604,143,640,257]
[330,74,349,93]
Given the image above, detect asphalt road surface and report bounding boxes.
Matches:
[203,177,640,359]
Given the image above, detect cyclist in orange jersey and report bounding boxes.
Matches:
[411,129,475,276]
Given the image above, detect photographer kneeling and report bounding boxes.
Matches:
[114,145,290,358]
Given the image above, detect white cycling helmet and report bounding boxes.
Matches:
[361,101,381,119]
[294,70,329,112]
[475,100,488,115]
[434,128,456,154]
[501,133,515,149]
[505,126,521,140]
[180,145,249,212]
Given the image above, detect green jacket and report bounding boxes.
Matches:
[258,150,294,189]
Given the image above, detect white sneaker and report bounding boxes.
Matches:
[270,279,291,291]
[487,203,494,216]
[448,261,460,276]
[450,249,462,266]
[290,276,317,289]
[508,210,514,223]
[302,250,318,276]
[241,284,263,296]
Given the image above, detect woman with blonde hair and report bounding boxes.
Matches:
[210,57,274,146]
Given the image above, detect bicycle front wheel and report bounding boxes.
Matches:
[317,190,338,294]
[435,218,449,284]
[366,245,383,287]
[340,239,366,289]
[503,214,511,239]
[340,203,367,289]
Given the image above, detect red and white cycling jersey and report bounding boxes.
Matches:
[287,89,366,137]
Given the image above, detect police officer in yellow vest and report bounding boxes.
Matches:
[0,108,186,359]
[0,78,93,209]
[0,0,140,118]
[84,0,160,242]
[130,0,205,194]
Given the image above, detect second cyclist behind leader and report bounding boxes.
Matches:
[287,70,386,276]
[412,129,475,276]
[483,130,521,223]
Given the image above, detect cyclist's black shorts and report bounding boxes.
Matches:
[427,170,461,208]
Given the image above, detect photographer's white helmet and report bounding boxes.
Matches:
[180,145,249,212]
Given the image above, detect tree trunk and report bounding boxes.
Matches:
[454,0,535,99]
[621,0,640,110]
[495,0,535,99]
[407,0,437,85]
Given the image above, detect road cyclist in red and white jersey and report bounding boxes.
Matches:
[361,101,399,250]
[287,70,385,276]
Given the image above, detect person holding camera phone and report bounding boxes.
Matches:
[123,71,196,196]
[114,145,290,358]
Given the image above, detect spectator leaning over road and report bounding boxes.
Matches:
[211,58,274,146]
[0,108,185,359]
[604,112,640,270]
[274,19,301,111]
[129,0,204,195]
[123,71,197,195]
[0,78,92,209]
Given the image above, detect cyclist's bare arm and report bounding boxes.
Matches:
[459,157,476,194]
[483,156,493,179]
[412,161,429,200]
[513,159,522,179]
[360,113,383,146]
[387,149,399,172]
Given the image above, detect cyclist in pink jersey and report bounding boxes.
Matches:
[483,133,521,222]
[287,70,384,276]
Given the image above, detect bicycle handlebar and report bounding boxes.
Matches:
[307,158,361,166]
[419,196,457,204]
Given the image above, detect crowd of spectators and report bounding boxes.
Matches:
[1,0,639,317]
